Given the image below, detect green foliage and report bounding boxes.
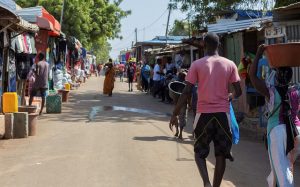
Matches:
[91,38,112,64]
[170,0,300,29]
[16,0,130,61]
[168,20,190,36]
[170,0,245,29]
[275,0,300,7]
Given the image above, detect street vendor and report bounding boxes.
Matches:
[249,44,300,187]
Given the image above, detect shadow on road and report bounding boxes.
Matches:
[42,90,173,124]
[133,136,193,145]
[37,79,300,186]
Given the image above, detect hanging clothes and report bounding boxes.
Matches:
[30,35,37,54]
[8,49,17,92]
[16,35,24,53]
[26,34,32,54]
[21,34,28,54]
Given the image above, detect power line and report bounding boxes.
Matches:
[138,8,169,31]
[111,7,169,53]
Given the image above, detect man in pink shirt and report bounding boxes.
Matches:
[170,33,242,187]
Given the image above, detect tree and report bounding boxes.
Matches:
[90,38,112,64]
[170,0,300,30]
[16,0,130,61]
[169,20,190,36]
[275,0,300,7]
[170,0,244,29]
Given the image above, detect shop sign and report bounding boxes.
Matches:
[265,26,286,38]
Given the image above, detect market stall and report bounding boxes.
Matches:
[0,4,39,110]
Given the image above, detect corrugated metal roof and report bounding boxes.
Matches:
[141,40,182,45]
[0,4,39,33]
[136,35,186,46]
[15,6,43,23]
[207,17,272,34]
[0,0,17,11]
[154,36,187,41]
[274,2,300,12]
[273,2,300,22]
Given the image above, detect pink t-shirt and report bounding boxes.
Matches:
[186,55,240,113]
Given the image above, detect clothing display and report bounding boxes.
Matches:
[11,34,37,55]
[8,49,16,92]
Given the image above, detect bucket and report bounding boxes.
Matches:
[28,113,38,136]
[3,92,18,113]
[265,43,300,68]
[168,81,186,102]
[65,83,71,91]
[18,106,37,114]
[58,90,70,102]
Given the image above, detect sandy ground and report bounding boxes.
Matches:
[0,76,299,187]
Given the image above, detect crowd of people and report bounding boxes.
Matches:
[101,32,300,187]
[102,56,189,101]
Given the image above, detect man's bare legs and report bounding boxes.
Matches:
[40,96,46,115]
[213,156,226,187]
[195,153,226,187]
[195,153,211,187]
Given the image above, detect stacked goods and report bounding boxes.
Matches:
[53,69,64,90]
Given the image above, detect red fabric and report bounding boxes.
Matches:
[126,52,131,62]
[42,8,60,36]
[35,30,49,55]
[22,34,29,53]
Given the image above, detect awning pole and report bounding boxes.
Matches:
[0,23,14,33]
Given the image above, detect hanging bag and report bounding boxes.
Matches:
[230,103,240,144]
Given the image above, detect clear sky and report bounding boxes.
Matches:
[109,0,186,59]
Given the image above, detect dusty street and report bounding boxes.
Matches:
[0,76,299,187]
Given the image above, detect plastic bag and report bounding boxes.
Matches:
[230,102,240,144]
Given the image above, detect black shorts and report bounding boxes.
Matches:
[194,112,233,160]
[31,88,47,98]
[128,76,133,83]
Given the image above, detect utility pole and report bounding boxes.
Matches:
[135,28,138,43]
[188,13,191,38]
[165,4,172,44]
[60,0,66,28]
[135,28,138,61]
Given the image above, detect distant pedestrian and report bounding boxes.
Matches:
[141,62,151,92]
[174,72,187,140]
[170,33,242,187]
[127,62,135,92]
[29,52,49,115]
[103,59,115,96]
[97,64,102,76]
[118,64,125,82]
[152,59,164,98]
